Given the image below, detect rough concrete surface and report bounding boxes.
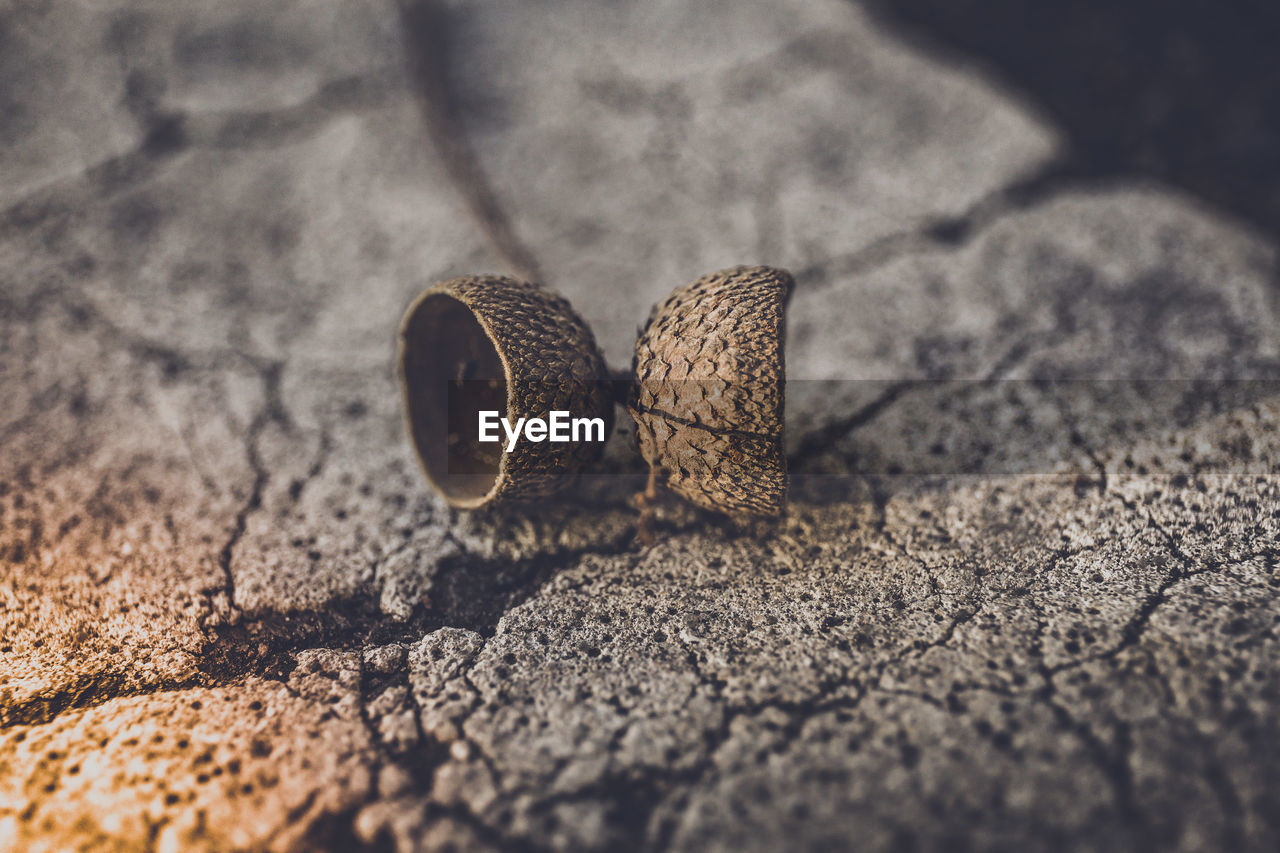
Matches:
[3,0,1280,850]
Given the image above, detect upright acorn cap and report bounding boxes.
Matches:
[399,275,613,508]
[629,266,793,518]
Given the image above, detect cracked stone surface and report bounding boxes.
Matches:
[3,1,1280,851]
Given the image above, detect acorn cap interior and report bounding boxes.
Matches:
[400,293,507,507]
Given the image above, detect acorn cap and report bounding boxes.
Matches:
[629,265,793,518]
[399,275,613,508]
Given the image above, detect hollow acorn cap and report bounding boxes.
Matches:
[399,275,613,509]
[629,265,793,518]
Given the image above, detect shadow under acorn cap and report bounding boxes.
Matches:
[398,275,613,509]
[629,265,794,518]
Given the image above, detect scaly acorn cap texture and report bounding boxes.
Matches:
[399,275,613,509]
[629,265,793,518]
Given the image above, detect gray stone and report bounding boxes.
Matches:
[3,1,1279,851]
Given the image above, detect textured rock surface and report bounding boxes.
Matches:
[3,1,1279,851]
